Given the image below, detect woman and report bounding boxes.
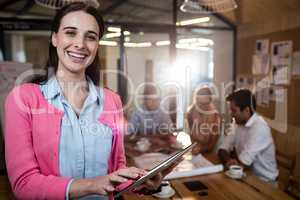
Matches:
[4,3,164,199]
[186,86,221,155]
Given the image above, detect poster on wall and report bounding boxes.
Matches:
[255,39,269,54]
[252,54,270,75]
[252,39,270,75]
[271,41,293,85]
[255,77,271,107]
[292,51,300,76]
[236,75,255,90]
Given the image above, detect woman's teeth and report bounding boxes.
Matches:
[67,51,87,60]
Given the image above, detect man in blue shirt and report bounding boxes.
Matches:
[128,85,174,135]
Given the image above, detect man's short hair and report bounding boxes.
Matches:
[226,89,256,114]
[143,84,160,99]
[144,84,158,96]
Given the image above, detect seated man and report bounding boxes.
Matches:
[218,89,278,182]
[128,85,174,135]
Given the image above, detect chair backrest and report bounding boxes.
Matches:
[276,151,296,190]
[292,156,300,181]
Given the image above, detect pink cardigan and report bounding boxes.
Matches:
[4,83,127,199]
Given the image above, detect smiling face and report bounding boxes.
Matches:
[229,101,250,125]
[194,87,212,107]
[195,94,211,106]
[51,11,100,78]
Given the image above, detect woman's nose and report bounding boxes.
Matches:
[74,36,85,49]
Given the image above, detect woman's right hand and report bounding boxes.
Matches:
[90,167,147,195]
[69,167,147,198]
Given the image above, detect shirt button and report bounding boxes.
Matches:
[80,118,87,126]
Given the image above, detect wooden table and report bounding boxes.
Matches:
[123,135,295,200]
[0,135,295,200]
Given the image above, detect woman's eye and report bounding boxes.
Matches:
[86,35,97,41]
[65,31,76,36]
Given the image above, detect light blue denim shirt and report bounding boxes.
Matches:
[128,107,173,135]
[40,76,112,200]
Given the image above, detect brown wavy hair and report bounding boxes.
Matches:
[31,2,105,86]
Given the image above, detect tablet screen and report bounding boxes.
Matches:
[114,142,196,198]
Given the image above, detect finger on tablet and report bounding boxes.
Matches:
[109,174,128,183]
[117,167,147,179]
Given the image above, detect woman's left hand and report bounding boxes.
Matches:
[192,144,202,155]
[143,172,163,191]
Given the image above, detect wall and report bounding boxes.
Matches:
[211,30,234,114]
[238,0,300,39]
[212,30,234,88]
[105,46,119,92]
[25,35,49,68]
[237,13,300,184]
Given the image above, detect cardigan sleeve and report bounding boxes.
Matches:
[4,86,71,200]
[114,93,127,170]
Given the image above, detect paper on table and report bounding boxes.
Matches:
[164,153,223,180]
[164,164,224,180]
[133,152,223,180]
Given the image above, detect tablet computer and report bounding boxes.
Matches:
[114,142,197,198]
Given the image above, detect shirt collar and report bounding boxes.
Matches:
[86,76,100,105]
[245,112,257,127]
[43,76,62,100]
[44,76,100,104]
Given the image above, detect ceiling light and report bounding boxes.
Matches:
[107,27,130,35]
[124,42,152,48]
[178,38,214,46]
[105,32,121,39]
[176,17,210,26]
[176,44,210,51]
[124,43,136,47]
[136,42,152,47]
[107,27,121,32]
[124,31,130,35]
[155,41,171,46]
[99,40,118,46]
[104,31,130,39]
[125,37,130,42]
[106,26,130,40]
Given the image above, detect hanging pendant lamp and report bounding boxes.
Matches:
[180,0,238,14]
[34,0,99,9]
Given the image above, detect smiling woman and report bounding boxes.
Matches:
[51,11,100,77]
[4,2,169,200]
[31,2,105,86]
